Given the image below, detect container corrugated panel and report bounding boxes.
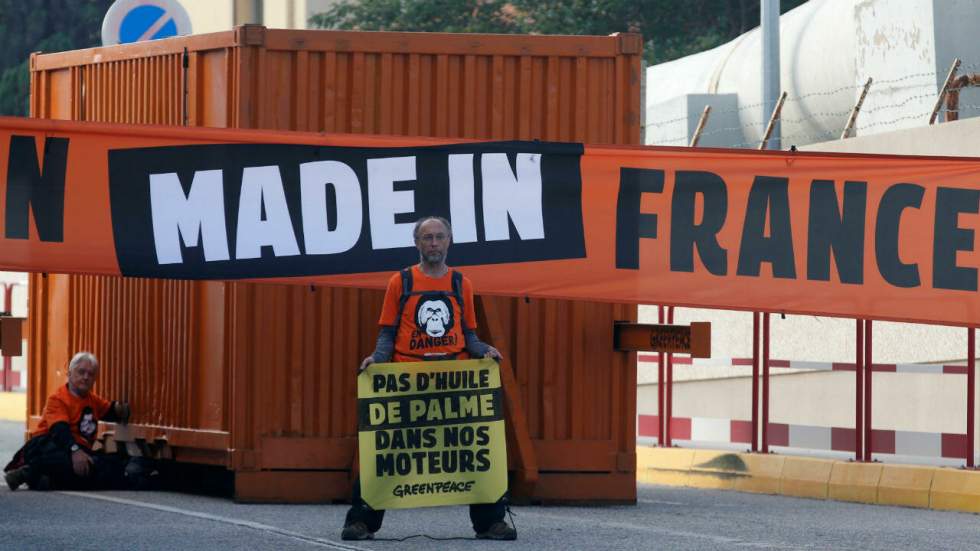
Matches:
[236,28,640,142]
[29,26,642,502]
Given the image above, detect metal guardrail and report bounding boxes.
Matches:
[643,308,977,467]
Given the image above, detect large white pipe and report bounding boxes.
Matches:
[647,0,856,146]
[647,0,980,147]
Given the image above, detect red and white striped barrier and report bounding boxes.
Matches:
[637,414,973,461]
[637,354,971,375]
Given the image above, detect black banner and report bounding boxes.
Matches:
[108,141,585,279]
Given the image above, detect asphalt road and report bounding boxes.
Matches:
[0,420,24,464]
[2,479,979,550]
[2,421,980,550]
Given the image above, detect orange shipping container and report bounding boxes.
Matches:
[27,26,643,502]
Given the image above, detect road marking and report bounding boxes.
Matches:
[638,497,741,508]
[57,491,369,551]
[637,498,685,506]
[517,509,820,550]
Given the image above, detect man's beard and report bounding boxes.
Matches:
[422,250,445,264]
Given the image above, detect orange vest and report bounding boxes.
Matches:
[379,266,477,362]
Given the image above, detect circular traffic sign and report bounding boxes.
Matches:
[101,0,192,46]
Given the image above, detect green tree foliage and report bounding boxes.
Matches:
[310,0,808,65]
[310,0,516,34]
[0,0,113,116]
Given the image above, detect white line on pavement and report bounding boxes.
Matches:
[516,509,823,550]
[636,498,685,506]
[56,491,369,551]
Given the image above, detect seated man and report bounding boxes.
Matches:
[4,351,143,491]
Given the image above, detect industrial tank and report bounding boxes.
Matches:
[645,0,980,147]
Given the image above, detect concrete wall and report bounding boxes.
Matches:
[179,0,235,34]
[645,93,741,147]
[265,0,340,29]
[639,369,976,433]
[802,112,980,156]
[181,0,341,33]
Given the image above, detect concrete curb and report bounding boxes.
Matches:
[637,446,980,515]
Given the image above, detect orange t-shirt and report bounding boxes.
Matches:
[379,265,478,362]
[32,384,112,449]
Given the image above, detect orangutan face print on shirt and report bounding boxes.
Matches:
[415,295,455,338]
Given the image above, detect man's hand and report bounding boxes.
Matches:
[72,449,93,477]
[483,345,502,362]
[114,402,131,425]
[358,356,375,374]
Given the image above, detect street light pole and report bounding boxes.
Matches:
[761,0,781,150]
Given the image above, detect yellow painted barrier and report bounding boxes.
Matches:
[687,450,743,490]
[733,453,784,495]
[930,468,980,513]
[636,446,980,515]
[636,447,695,487]
[779,456,833,499]
[828,462,882,504]
[876,465,934,509]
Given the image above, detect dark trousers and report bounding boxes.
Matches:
[344,477,506,534]
[9,434,133,491]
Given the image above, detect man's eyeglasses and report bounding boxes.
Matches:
[418,233,448,243]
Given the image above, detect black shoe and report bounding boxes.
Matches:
[3,466,30,491]
[476,521,517,540]
[125,457,160,490]
[341,521,374,541]
[32,474,51,491]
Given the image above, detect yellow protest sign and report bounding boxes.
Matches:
[357,358,507,510]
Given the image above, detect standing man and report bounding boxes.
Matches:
[4,352,138,491]
[341,216,517,541]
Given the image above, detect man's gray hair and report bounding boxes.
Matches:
[68,351,99,372]
[412,216,452,241]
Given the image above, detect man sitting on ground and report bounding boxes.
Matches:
[4,351,146,491]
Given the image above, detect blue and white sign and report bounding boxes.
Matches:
[102,0,192,46]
